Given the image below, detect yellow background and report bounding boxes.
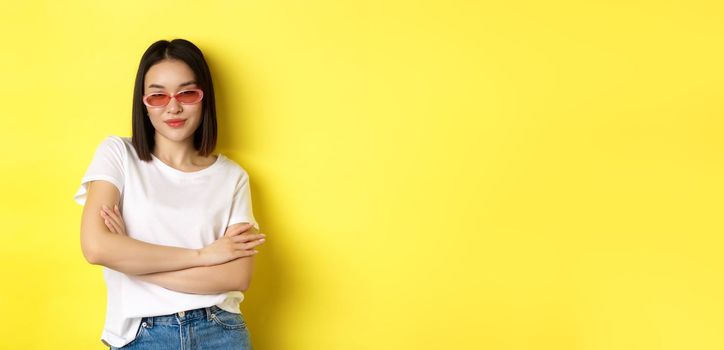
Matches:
[1,0,723,349]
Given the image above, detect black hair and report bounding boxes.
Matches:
[131,39,217,161]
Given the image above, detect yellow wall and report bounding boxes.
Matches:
[1,1,723,349]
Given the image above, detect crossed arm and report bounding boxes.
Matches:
[127,222,257,294]
[130,229,256,294]
[81,180,262,295]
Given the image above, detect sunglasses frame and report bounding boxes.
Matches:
[142,88,204,108]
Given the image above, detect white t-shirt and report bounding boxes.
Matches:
[73,135,259,348]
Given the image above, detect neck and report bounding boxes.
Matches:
[152,133,199,167]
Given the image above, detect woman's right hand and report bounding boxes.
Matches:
[198,223,266,266]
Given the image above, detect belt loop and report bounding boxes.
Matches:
[144,316,154,328]
[205,306,212,321]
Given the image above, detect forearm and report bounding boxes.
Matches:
[88,230,204,275]
[134,255,255,294]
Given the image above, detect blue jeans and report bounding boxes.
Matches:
[110,305,252,349]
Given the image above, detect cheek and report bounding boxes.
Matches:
[146,110,163,124]
[189,104,203,114]
[187,106,204,120]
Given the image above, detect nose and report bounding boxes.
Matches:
[166,96,183,113]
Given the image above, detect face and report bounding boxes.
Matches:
[143,59,203,145]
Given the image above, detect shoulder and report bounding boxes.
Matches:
[92,135,130,153]
[219,156,251,180]
[91,135,131,164]
[222,157,250,176]
[108,135,135,156]
[98,135,130,151]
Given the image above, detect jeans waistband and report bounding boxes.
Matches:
[142,305,225,327]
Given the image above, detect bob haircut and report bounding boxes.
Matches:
[131,39,218,161]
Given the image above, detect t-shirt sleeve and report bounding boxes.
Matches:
[228,170,260,230]
[73,135,127,206]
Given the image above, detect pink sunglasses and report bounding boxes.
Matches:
[143,89,204,107]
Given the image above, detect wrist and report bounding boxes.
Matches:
[194,248,207,267]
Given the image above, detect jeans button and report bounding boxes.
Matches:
[179,311,185,317]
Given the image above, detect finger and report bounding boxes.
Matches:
[242,225,258,235]
[231,234,266,243]
[240,227,259,236]
[103,217,117,234]
[113,205,127,231]
[226,223,255,237]
[114,206,127,233]
[250,239,266,247]
[235,239,266,250]
[101,207,123,233]
[106,214,123,233]
[224,225,253,237]
[237,239,265,251]
[103,206,124,228]
[234,223,255,235]
[235,249,260,258]
[103,207,126,233]
[100,210,116,233]
[234,233,265,242]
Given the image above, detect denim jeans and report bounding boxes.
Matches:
[110,305,252,349]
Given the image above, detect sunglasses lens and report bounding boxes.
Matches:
[176,90,203,104]
[145,94,170,107]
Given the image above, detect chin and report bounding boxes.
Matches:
[158,129,196,141]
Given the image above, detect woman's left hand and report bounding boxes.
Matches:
[101,204,128,236]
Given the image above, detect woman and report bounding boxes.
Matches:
[74,38,266,349]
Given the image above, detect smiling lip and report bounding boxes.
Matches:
[165,119,186,128]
